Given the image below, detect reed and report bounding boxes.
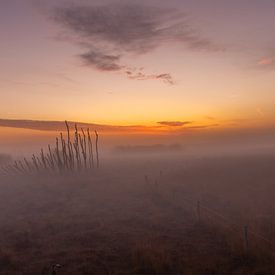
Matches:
[87,128,94,168]
[1,121,99,176]
[95,130,99,168]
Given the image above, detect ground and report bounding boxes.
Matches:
[0,154,274,274]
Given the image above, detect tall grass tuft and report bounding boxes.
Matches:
[1,121,99,176]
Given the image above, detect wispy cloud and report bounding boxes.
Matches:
[257,58,273,66]
[157,121,192,127]
[80,50,122,71]
[205,116,215,120]
[0,119,218,134]
[51,2,223,84]
[256,107,264,117]
[126,69,174,85]
[256,54,275,70]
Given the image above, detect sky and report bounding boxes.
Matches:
[1,0,275,133]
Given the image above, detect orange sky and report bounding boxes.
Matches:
[1,1,275,133]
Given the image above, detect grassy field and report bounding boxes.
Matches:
[0,154,275,274]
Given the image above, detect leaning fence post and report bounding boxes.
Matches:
[270,220,273,246]
[197,201,201,223]
[244,225,249,253]
[144,175,149,185]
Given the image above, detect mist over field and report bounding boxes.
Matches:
[1,124,275,158]
[2,0,275,274]
[1,123,275,274]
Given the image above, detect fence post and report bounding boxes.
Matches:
[271,220,273,246]
[197,201,201,223]
[244,225,249,253]
[144,175,149,185]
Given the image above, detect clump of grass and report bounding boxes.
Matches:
[131,242,175,274]
[1,121,99,176]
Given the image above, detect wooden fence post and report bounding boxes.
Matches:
[244,225,249,253]
[197,201,201,223]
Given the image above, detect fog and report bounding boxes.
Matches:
[0,126,275,274]
[2,0,275,272]
[0,153,12,165]
[1,125,275,159]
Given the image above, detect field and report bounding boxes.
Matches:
[0,153,275,274]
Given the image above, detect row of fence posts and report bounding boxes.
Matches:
[145,173,261,255]
[196,200,250,253]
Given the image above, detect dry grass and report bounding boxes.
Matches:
[1,121,99,176]
[0,134,275,274]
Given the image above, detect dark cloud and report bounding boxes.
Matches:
[186,124,220,129]
[51,3,223,83]
[0,118,167,133]
[80,50,122,71]
[53,3,160,52]
[0,119,141,132]
[53,3,221,53]
[126,70,174,85]
[158,121,192,127]
[0,119,218,134]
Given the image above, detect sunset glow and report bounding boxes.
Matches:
[1,0,275,139]
[2,3,275,273]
